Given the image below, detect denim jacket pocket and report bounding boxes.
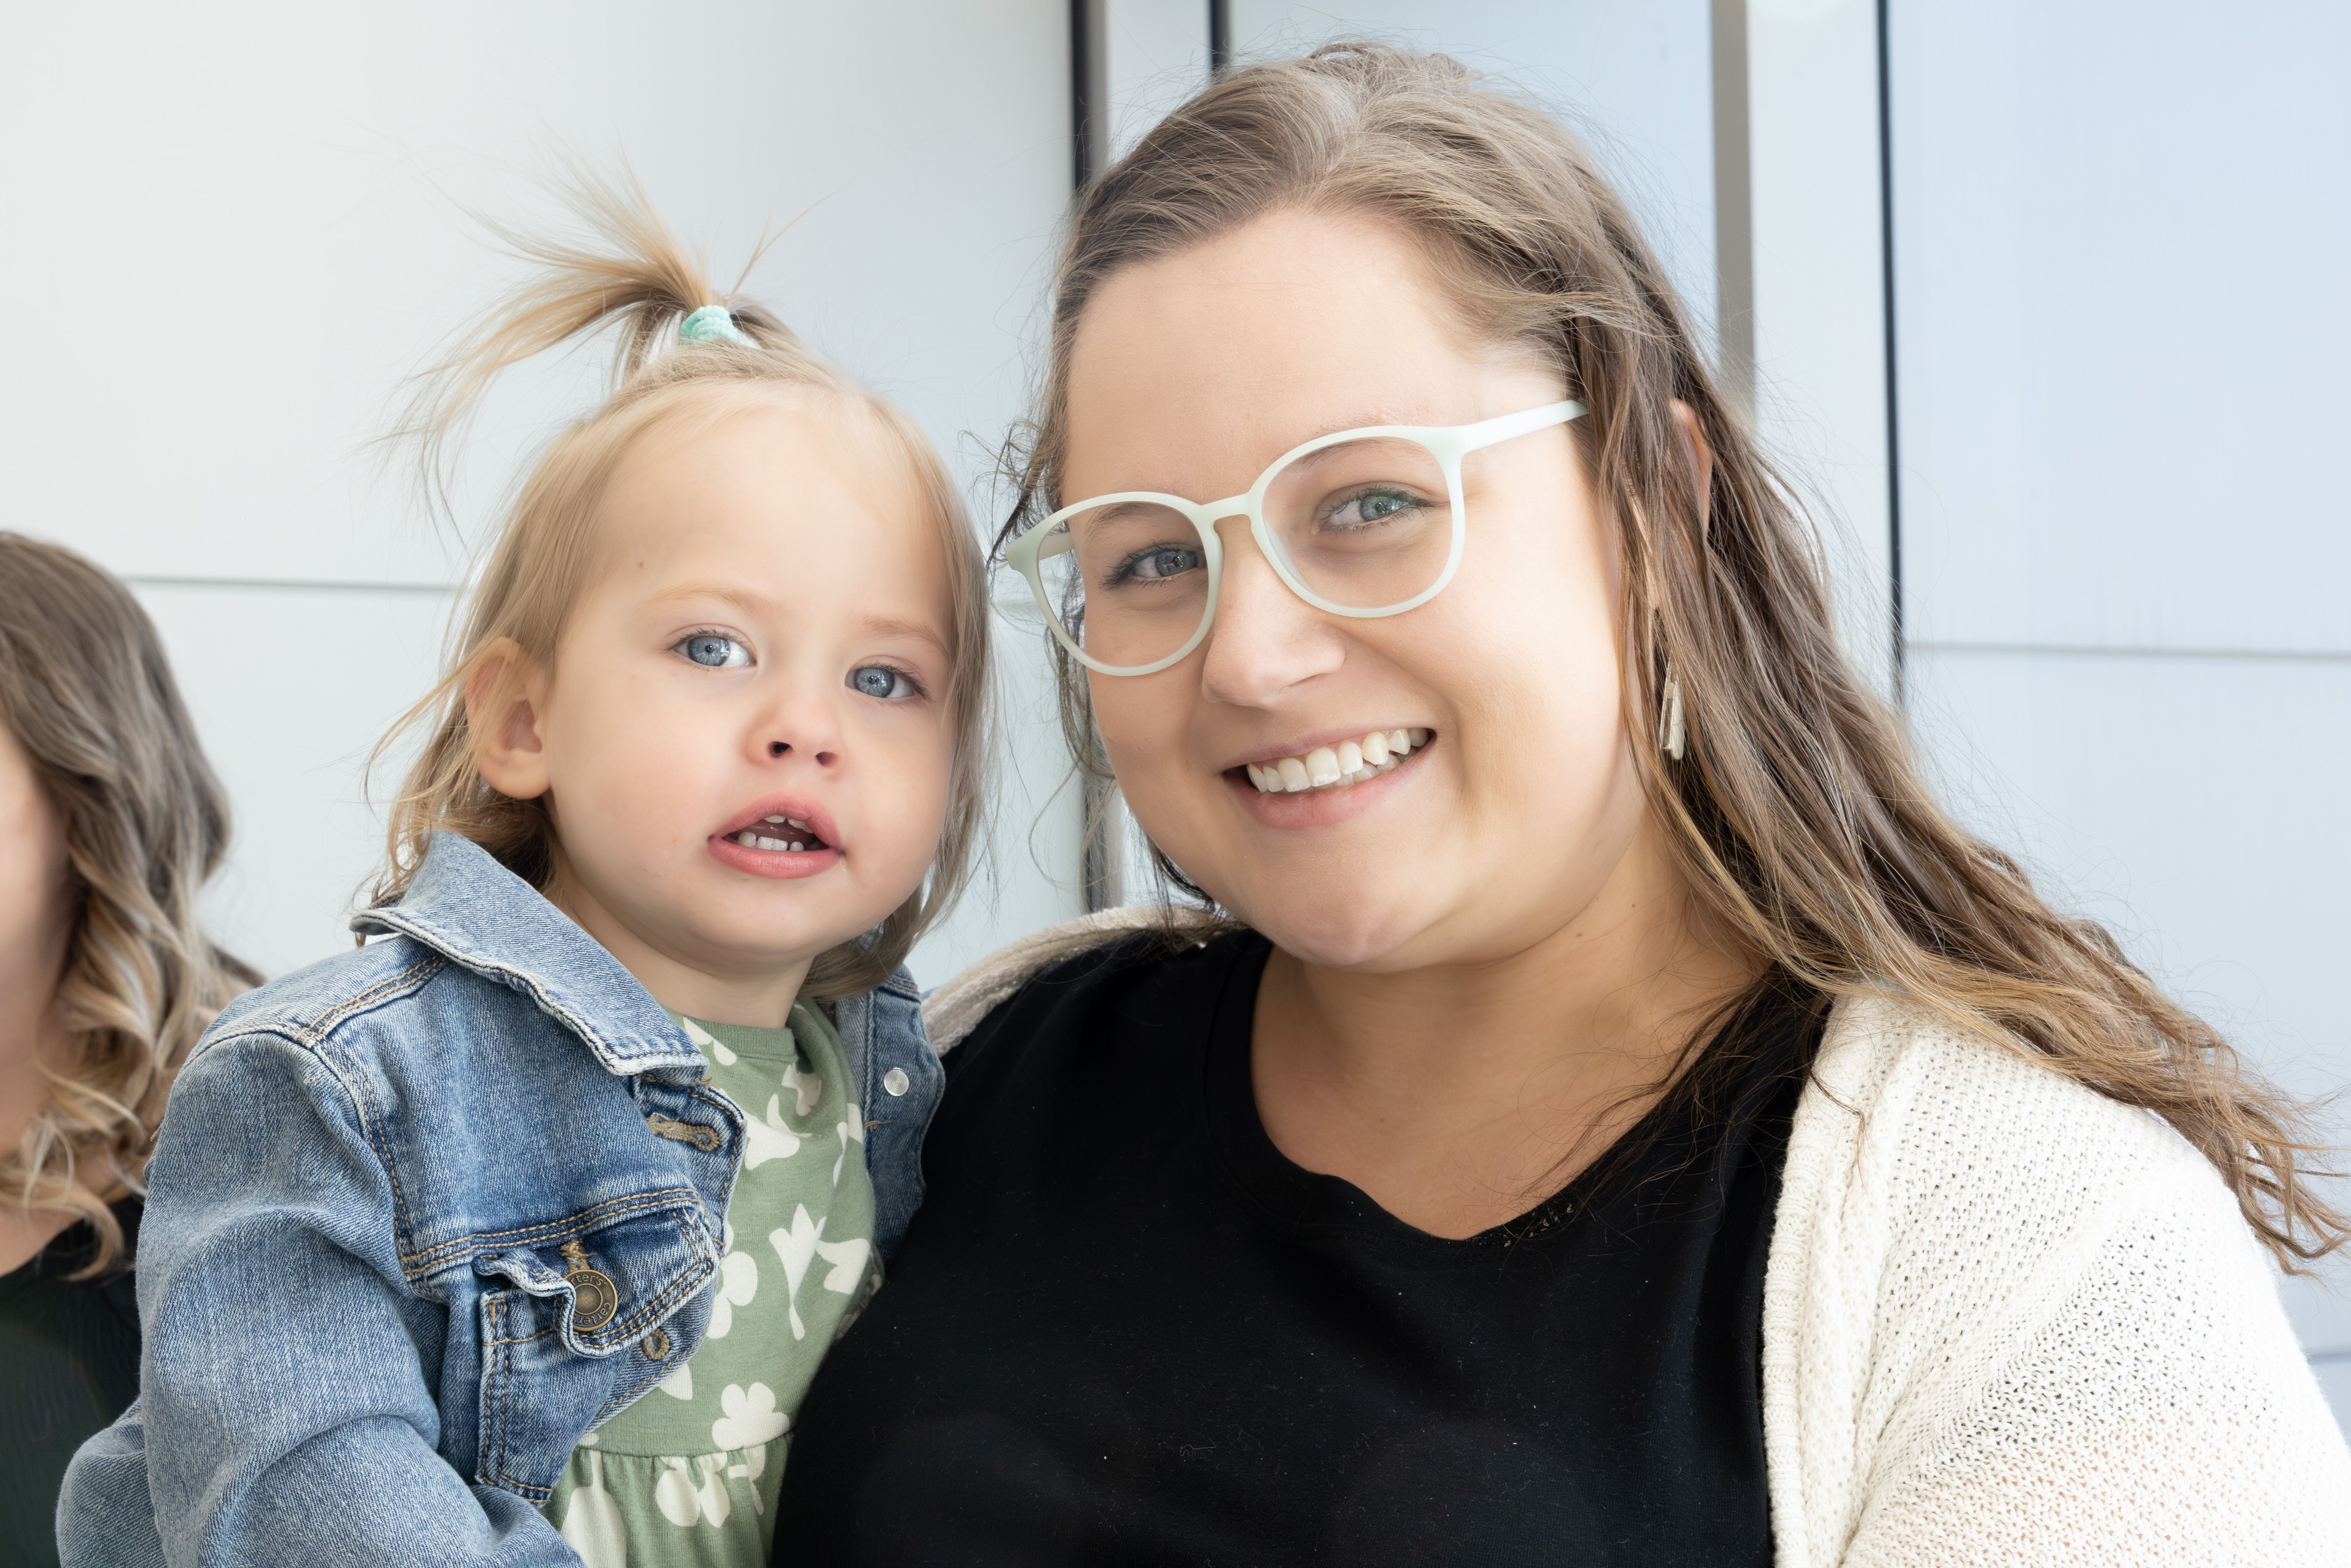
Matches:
[471,1197,721,1499]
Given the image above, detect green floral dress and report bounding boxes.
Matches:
[545,1001,881,1568]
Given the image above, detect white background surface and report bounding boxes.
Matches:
[1885,0,2351,1406]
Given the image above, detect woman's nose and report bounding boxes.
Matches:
[1195,516,1346,707]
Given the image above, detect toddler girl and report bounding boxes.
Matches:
[59,177,988,1567]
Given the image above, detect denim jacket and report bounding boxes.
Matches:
[57,831,942,1567]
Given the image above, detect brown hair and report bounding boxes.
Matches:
[376,170,989,998]
[0,535,260,1276]
[1001,43,2342,1267]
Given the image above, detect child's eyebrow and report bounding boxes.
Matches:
[855,614,951,657]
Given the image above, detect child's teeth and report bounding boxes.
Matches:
[785,818,808,830]
[756,835,789,851]
[1245,728,1433,794]
[737,831,758,846]
[763,815,786,824]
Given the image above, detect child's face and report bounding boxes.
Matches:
[488,396,956,1013]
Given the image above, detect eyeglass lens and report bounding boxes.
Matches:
[1037,434,1457,668]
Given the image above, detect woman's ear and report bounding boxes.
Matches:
[1669,399,1715,540]
[464,638,553,801]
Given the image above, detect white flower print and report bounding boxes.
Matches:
[768,1206,822,1340]
[781,1054,822,1118]
[743,1095,801,1168]
[655,1359,695,1401]
[705,1248,759,1339]
[652,1454,732,1529]
[832,1102,865,1186]
[681,1017,736,1067]
[559,1449,629,1566]
[711,1381,789,1450]
[815,1235,870,1295]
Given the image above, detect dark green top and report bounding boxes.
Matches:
[0,1198,141,1568]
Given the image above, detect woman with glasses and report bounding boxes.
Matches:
[776,44,2348,1564]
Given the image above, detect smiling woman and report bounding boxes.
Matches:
[773,43,2351,1567]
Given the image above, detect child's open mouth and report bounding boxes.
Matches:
[728,815,830,854]
[709,799,843,880]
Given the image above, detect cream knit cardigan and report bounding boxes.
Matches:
[924,911,2351,1566]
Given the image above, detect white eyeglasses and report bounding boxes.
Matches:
[1006,399,1585,676]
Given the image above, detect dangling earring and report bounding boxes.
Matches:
[1658,667,1687,761]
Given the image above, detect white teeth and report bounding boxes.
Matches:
[736,831,758,846]
[763,815,786,824]
[753,835,785,850]
[785,818,809,830]
[1242,727,1433,795]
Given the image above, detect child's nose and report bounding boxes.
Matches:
[765,737,840,766]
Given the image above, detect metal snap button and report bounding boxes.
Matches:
[642,1327,670,1360]
[558,1239,620,1331]
[882,1067,910,1097]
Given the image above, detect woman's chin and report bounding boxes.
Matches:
[1220,884,1438,973]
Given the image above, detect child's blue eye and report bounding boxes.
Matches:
[849,665,914,700]
[677,633,752,669]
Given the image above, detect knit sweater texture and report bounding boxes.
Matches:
[924,911,2351,1565]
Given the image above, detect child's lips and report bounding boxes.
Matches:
[708,832,841,881]
[709,794,842,879]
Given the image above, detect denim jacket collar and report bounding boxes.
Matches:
[350,830,702,1077]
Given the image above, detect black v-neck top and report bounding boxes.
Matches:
[777,932,1823,1567]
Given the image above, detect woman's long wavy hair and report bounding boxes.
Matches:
[373,172,991,999]
[1001,43,2343,1267]
[0,535,260,1276]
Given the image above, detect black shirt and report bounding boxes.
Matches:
[0,1197,142,1568]
[779,933,1822,1566]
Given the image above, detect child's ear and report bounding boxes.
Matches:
[465,638,553,801]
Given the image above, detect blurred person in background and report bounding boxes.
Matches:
[0,534,258,1567]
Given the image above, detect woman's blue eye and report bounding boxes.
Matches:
[677,634,751,669]
[1326,488,1421,528]
[1109,544,1204,586]
[850,665,912,700]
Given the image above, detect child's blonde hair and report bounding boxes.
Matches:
[377,172,988,998]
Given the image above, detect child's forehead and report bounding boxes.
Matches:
[583,394,953,627]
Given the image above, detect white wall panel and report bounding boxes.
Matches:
[0,0,1078,590]
[1225,1,1718,347]
[1746,0,1894,694]
[1889,0,2351,655]
[135,582,455,980]
[1908,645,2351,1356]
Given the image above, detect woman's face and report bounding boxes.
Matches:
[1064,207,1653,972]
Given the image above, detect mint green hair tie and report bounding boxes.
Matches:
[678,304,752,347]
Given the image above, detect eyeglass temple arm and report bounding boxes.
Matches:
[1455,398,1586,454]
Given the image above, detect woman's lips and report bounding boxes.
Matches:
[1226,733,1431,828]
